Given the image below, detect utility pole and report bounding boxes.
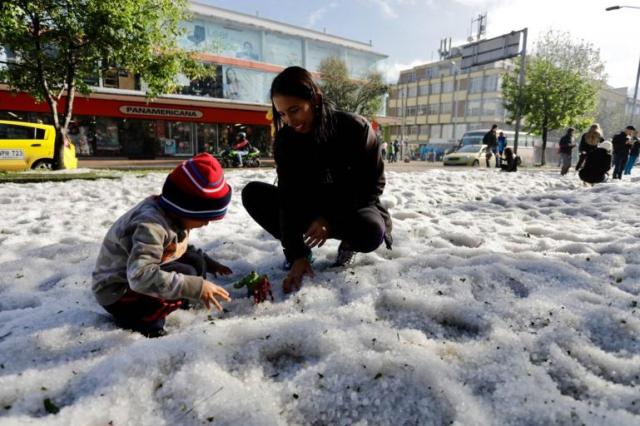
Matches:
[513,28,528,154]
[631,56,640,124]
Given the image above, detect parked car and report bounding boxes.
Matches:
[0,120,77,171]
[443,144,494,167]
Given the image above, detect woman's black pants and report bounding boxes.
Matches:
[241,181,386,259]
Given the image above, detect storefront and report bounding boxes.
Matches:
[0,89,272,158]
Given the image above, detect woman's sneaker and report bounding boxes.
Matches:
[332,241,356,267]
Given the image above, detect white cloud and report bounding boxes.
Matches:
[457,0,640,88]
[378,58,429,82]
[360,0,421,19]
[306,2,339,28]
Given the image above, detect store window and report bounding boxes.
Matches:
[95,117,122,155]
[168,122,194,156]
[197,123,219,154]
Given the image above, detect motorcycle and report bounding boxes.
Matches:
[215,146,261,168]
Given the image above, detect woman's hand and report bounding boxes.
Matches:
[283,258,314,293]
[304,217,330,248]
[200,280,232,311]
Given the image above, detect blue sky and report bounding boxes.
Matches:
[200,0,640,91]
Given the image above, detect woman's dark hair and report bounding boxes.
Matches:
[504,147,514,159]
[270,66,335,143]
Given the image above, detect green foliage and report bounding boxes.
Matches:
[0,0,209,168]
[318,57,388,119]
[502,30,603,164]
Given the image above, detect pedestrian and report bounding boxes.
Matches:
[558,127,576,176]
[579,140,612,185]
[499,147,520,172]
[381,140,388,161]
[575,124,604,171]
[92,153,233,337]
[624,134,640,175]
[388,140,396,162]
[393,139,400,162]
[497,131,507,168]
[611,125,636,179]
[241,66,393,294]
[483,124,498,167]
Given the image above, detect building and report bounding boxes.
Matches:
[388,42,640,158]
[0,1,386,159]
[387,52,514,152]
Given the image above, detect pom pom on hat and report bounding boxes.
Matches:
[159,153,231,220]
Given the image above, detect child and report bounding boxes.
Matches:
[92,153,233,337]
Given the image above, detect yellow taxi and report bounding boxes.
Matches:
[0,120,77,171]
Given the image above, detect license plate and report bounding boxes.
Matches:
[0,149,24,159]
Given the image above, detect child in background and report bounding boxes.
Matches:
[92,153,233,337]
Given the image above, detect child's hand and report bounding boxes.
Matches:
[205,258,233,277]
[200,280,231,311]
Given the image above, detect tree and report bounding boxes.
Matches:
[318,57,388,120]
[502,31,603,165]
[0,0,208,169]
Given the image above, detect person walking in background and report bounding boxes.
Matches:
[381,140,388,161]
[483,124,498,167]
[575,124,604,171]
[579,141,612,185]
[242,66,392,293]
[612,126,636,179]
[624,133,640,175]
[496,131,507,168]
[393,139,400,162]
[558,127,576,176]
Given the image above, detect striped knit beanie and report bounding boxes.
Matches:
[159,153,231,221]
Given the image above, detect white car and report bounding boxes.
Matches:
[443,144,495,167]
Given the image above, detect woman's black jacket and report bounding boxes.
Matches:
[274,111,392,262]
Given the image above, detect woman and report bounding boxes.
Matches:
[575,123,604,171]
[499,147,520,172]
[579,140,612,185]
[242,66,392,293]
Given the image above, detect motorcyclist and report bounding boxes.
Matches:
[232,132,251,166]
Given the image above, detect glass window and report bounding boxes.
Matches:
[180,18,262,61]
[430,81,441,95]
[197,123,219,154]
[264,32,302,67]
[485,75,499,92]
[407,86,417,97]
[418,84,429,96]
[181,65,223,98]
[469,77,483,93]
[223,66,276,103]
[456,78,468,91]
[0,124,37,139]
[442,124,453,139]
[168,122,194,155]
[307,40,341,72]
[442,80,454,93]
[94,118,122,155]
[431,124,442,138]
[467,99,482,115]
[440,102,452,114]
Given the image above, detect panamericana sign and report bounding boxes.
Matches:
[119,105,203,119]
